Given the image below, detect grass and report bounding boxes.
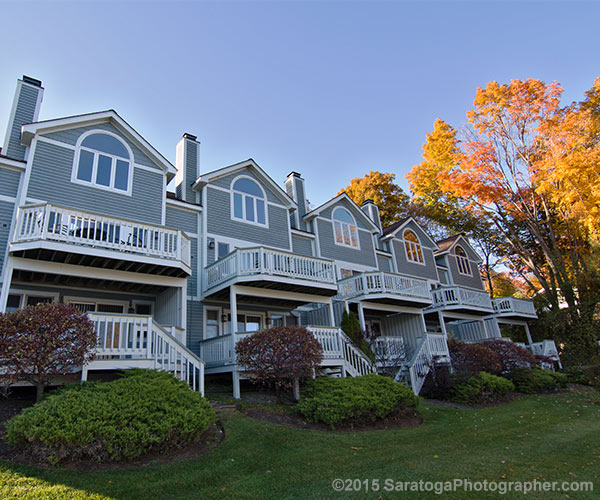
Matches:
[1,388,600,499]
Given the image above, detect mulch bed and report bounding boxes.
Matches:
[0,394,224,471]
[243,406,423,431]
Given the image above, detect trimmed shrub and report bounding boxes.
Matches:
[482,339,537,374]
[297,374,419,429]
[451,372,515,405]
[584,365,600,391]
[563,366,592,385]
[6,370,216,463]
[448,338,501,376]
[510,368,566,394]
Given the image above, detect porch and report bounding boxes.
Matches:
[426,285,494,315]
[336,272,433,307]
[84,313,204,393]
[202,246,337,298]
[492,297,538,319]
[10,203,191,276]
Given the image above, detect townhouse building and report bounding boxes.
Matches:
[0,76,558,397]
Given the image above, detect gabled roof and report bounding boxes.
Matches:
[381,216,438,248]
[20,110,177,181]
[303,192,380,233]
[434,233,483,263]
[192,158,296,209]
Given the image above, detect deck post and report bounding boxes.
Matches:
[230,285,238,364]
[232,370,241,399]
[81,364,88,384]
[437,311,447,337]
[0,259,14,313]
[357,302,366,332]
[328,298,336,327]
[524,323,533,345]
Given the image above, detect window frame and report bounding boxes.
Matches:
[230,175,268,227]
[455,245,472,276]
[403,229,425,265]
[203,306,223,340]
[332,207,360,249]
[5,290,60,312]
[71,130,134,196]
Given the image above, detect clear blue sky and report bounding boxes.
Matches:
[1,1,598,207]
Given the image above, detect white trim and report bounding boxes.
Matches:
[35,135,76,150]
[70,129,134,196]
[165,198,203,212]
[203,305,223,340]
[20,110,177,179]
[455,245,473,276]
[0,194,16,203]
[382,217,439,248]
[234,285,333,304]
[193,158,296,209]
[304,192,380,233]
[230,174,269,228]
[0,158,26,171]
[2,80,22,155]
[161,175,166,226]
[4,288,59,311]
[291,228,315,239]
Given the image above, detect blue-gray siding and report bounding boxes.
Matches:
[392,239,439,281]
[42,122,160,170]
[27,141,164,225]
[209,169,283,205]
[317,218,377,267]
[166,205,198,234]
[206,187,290,249]
[5,82,41,161]
[319,198,372,231]
[183,140,198,202]
[382,313,425,358]
[0,201,15,274]
[446,252,485,290]
[377,253,393,272]
[292,234,313,256]
[188,238,198,296]
[0,168,21,197]
[187,300,203,355]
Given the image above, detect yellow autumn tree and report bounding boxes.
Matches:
[338,171,409,227]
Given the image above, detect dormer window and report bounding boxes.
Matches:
[404,229,424,264]
[231,176,267,226]
[72,132,132,194]
[456,245,471,275]
[333,207,359,248]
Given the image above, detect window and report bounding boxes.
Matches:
[403,229,424,264]
[231,177,267,226]
[333,207,359,248]
[217,242,230,260]
[456,246,471,275]
[340,268,353,279]
[6,292,58,311]
[73,132,132,194]
[225,313,263,334]
[205,309,220,339]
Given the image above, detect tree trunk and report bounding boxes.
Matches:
[35,382,45,403]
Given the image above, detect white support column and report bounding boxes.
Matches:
[81,364,88,384]
[344,300,350,314]
[438,311,448,337]
[0,259,14,313]
[232,370,241,400]
[357,302,366,332]
[524,323,533,345]
[328,298,336,327]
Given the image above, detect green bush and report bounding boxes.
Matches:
[6,369,216,463]
[564,366,591,385]
[451,372,515,404]
[297,374,419,428]
[510,368,566,394]
[584,365,600,391]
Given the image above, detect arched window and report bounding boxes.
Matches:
[231,177,267,226]
[455,245,471,275]
[333,207,359,248]
[73,132,132,193]
[403,229,424,264]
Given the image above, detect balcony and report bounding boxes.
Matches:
[336,272,432,307]
[10,203,191,276]
[203,246,337,297]
[492,297,538,319]
[427,285,494,315]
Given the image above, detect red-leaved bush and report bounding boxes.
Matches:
[448,338,501,376]
[0,303,97,401]
[235,326,323,400]
[482,339,537,374]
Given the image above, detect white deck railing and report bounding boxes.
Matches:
[88,313,204,393]
[426,333,450,358]
[199,326,376,377]
[337,272,431,302]
[372,336,407,365]
[492,297,537,317]
[397,336,431,395]
[530,339,560,359]
[203,247,336,291]
[14,203,191,268]
[428,286,493,311]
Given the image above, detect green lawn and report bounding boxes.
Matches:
[1,388,599,499]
